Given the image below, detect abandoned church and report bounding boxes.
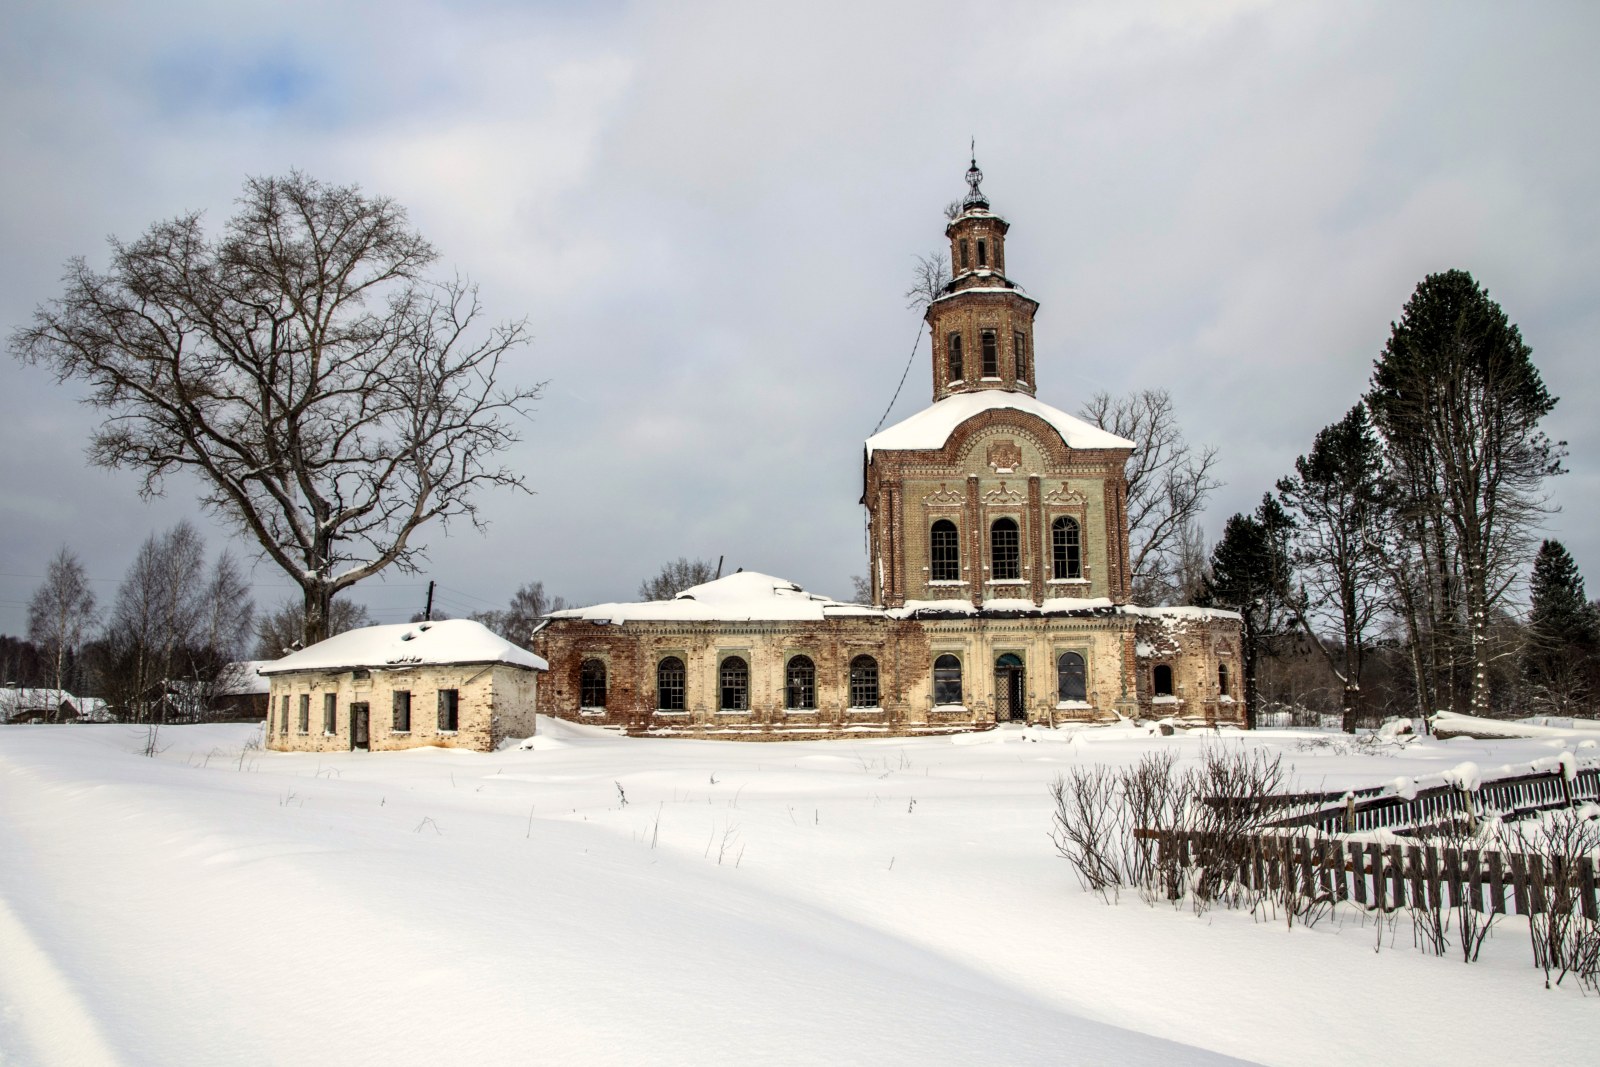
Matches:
[534,162,1244,738]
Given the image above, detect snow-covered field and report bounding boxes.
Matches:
[1,720,1593,1066]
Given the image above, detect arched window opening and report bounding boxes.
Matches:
[1153,664,1174,698]
[1052,516,1082,580]
[1014,330,1028,382]
[580,659,607,708]
[1057,652,1087,703]
[656,657,686,711]
[947,334,963,382]
[933,654,963,706]
[990,518,1020,581]
[930,519,960,582]
[786,655,816,710]
[719,656,749,712]
[1218,664,1230,697]
[977,238,988,267]
[849,655,879,709]
[958,239,969,271]
[981,329,998,377]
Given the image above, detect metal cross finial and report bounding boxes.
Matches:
[963,140,987,208]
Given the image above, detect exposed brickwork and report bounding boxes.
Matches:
[265,663,538,752]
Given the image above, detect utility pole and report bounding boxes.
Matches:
[424,581,436,622]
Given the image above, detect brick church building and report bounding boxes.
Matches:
[534,162,1243,738]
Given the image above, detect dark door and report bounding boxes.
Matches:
[995,654,1026,723]
[351,702,369,750]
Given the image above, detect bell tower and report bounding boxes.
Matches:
[926,155,1040,401]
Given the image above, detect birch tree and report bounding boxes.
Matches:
[26,548,97,720]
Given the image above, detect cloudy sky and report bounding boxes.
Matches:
[3,0,1597,636]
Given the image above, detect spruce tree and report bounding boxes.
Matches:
[1523,540,1599,713]
[1205,496,1294,729]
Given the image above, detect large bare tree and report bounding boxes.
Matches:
[1079,389,1221,604]
[27,547,97,720]
[11,173,540,645]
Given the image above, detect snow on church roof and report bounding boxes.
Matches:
[259,619,547,675]
[864,390,1136,458]
[550,571,880,624]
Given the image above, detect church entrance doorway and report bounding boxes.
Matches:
[350,702,370,751]
[994,654,1026,722]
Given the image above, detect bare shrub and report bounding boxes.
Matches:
[1508,810,1600,989]
[1049,765,1126,902]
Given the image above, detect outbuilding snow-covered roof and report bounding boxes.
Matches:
[259,619,547,676]
[864,390,1135,458]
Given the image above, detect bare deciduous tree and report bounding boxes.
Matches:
[1079,389,1221,603]
[10,172,541,645]
[473,580,569,646]
[255,596,372,659]
[638,557,719,601]
[904,252,950,312]
[102,522,253,722]
[27,547,97,721]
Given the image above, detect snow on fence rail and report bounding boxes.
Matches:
[1137,830,1600,919]
[1203,760,1600,836]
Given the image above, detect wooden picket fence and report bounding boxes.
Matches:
[1140,829,1600,919]
[1199,761,1600,836]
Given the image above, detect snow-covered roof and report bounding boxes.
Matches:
[259,619,547,676]
[216,661,274,696]
[865,390,1136,458]
[551,571,877,624]
[0,687,78,711]
[548,573,1232,626]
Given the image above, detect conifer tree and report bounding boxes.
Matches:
[1366,269,1563,717]
[1276,404,1392,731]
[1523,539,1599,714]
[1204,496,1294,728]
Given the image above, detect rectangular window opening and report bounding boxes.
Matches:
[438,689,459,732]
[393,690,412,732]
[981,330,998,377]
[323,693,337,734]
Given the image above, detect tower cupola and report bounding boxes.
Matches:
[925,155,1039,401]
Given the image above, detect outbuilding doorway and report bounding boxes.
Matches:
[350,702,370,751]
[994,653,1026,723]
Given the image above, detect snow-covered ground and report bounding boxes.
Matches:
[1,720,1594,1066]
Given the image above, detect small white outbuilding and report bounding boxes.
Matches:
[259,619,547,753]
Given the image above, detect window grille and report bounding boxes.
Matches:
[849,655,879,708]
[786,655,816,710]
[1057,652,1087,703]
[933,654,962,706]
[981,330,998,377]
[580,659,607,708]
[657,657,686,711]
[930,520,960,581]
[1014,330,1028,381]
[990,518,1020,581]
[720,656,749,711]
[1052,516,1081,580]
[947,334,963,382]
